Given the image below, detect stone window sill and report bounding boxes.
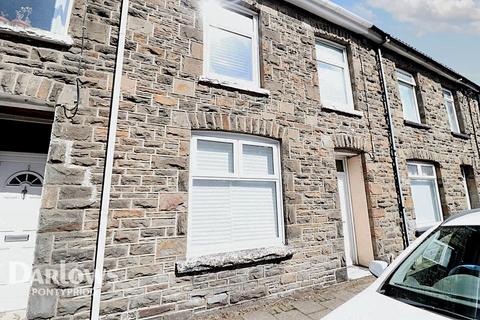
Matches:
[0,24,73,47]
[199,76,270,96]
[321,105,363,118]
[404,120,431,130]
[176,246,294,275]
[451,132,470,140]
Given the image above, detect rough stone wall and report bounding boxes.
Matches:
[0,0,476,319]
[100,1,480,317]
[0,0,121,318]
[93,0,437,318]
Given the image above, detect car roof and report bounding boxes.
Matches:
[442,209,480,227]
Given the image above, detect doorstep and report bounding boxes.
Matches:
[346,265,371,280]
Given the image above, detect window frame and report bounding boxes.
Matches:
[187,131,285,258]
[315,39,355,112]
[407,161,443,228]
[396,69,422,123]
[442,88,461,134]
[0,0,74,37]
[202,3,261,89]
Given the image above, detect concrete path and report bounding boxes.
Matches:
[194,276,374,320]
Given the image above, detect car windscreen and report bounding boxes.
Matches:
[381,226,480,319]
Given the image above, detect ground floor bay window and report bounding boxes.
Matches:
[187,132,284,258]
[407,162,443,229]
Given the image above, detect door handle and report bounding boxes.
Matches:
[4,234,30,242]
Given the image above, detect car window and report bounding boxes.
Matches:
[382,226,480,319]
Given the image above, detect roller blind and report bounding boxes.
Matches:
[196,139,233,174]
[242,144,274,176]
[189,180,278,256]
[204,5,259,86]
[208,27,253,82]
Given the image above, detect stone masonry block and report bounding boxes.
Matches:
[173,78,195,96]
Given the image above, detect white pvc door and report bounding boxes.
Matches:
[0,152,47,313]
[336,159,356,267]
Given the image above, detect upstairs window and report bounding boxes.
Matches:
[443,89,461,134]
[0,1,73,36]
[316,40,354,111]
[187,132,284,257]
[397,70,421,123]
[203,4,260,88]
[407,162,443,228]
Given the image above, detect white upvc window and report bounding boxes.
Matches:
[0,0,73,36]
[187,132,284,258]
[203,3,260,88]
[443,89,461,133]
[407,162,443,228]
[315,40,354,111]
[397,69,421,123]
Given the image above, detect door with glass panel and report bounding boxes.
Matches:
[336,158,357,267]
[407,162,443,228]
[0,152,47,313]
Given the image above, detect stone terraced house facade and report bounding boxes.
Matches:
[0,0,479,319]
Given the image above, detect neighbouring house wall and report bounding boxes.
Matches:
[0,0,475,319]
[381,53,480,236]
[0,0,121,318]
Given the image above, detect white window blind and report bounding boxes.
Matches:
[195,139,234,174]
[315,40,354,111]
[203,4,259,87]
[396,69,421,123]
[242,144,274,176]
[443,89,460,133]
[188,132,284,257]
[408,162,443,228]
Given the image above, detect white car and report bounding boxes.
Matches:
[323,210,480,320]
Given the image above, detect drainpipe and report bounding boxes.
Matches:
[90,0,129,318]
[376,41,410,249]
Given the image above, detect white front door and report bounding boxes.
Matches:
[0,152,47,313]
[336,159,357,267]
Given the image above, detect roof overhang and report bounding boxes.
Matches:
[284,0,479,93]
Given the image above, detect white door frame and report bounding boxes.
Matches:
[336,157,358,266]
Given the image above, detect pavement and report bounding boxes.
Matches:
[194,276,375,320]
